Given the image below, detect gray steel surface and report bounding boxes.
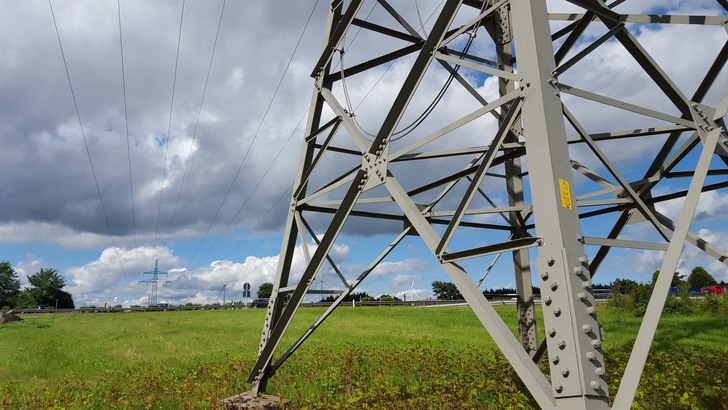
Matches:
[245,1,728,409]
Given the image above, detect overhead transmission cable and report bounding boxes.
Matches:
[163,0,228,250]
[152,0,186,268]
[213,3,385,262]
[48,0,130,283]
[343,0,474,142]
[186,0,321,269]
[197,1,394,265]
[117,0,141,275]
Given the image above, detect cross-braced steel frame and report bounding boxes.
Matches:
[245,1,728,408]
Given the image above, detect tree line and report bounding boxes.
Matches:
[0,261,75,309]
[430,266,723,301]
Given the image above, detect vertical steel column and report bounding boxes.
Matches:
[510,1,609,408]
[493,3,539,356]
[249,1,343,394]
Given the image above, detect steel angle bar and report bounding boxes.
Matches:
[554,23,623,76]
[553,10,597,66]
[435,52,521,82]
[312,196,395,206]
[577,198,631,207]
[556,83,696,128]
[278,287,344,295]
[696,41,728,104]
[436,97,524,256]
[571,160,617,191]
[375,0,422,38]
[466,177,511,223]
[566,125,691,144]
[564,105,673,241]
[581,237,669,251]
[636,132,701,196]
[441,236,543,263]
[438,58,493,107]
[591,7,695,118]
[248,170,366,386]
[613,128,722,410]
[391,89,523,160]
[295,120,342,199]
[328,43,423,83]
[579,178,728,220]
[564,0,622,23]
[653,211,728,265]
[310,0,365,78]
[348,19,420,43]
[550,13,727,25]
[385,177,556,410]
[300,216,350,288]
[440,0,509,45]
[298,168,358,205]
[294,212,312,264]
[320,88,371,152]
[269,228,412,377]
[445,49,498,69]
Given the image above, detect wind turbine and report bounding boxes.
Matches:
[409,279,421,301]
[217,282,228,305]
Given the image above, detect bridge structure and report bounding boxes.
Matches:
[241,1,728,409]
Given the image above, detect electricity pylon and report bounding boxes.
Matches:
[244,1,728,409]
[141,259,168,307]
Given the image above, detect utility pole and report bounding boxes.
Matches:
[228,2,728,409]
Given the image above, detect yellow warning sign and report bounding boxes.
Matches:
[559,179,573,210]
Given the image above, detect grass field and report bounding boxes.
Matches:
[1,305,727,409]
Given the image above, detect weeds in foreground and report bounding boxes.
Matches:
[4,342,727,409]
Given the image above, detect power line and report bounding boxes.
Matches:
[117,0,141,275]
[186,0,321,269]
[164,0,228,249]
[201,108,310,266]
[152,0,186,267]
[48,0,129,283]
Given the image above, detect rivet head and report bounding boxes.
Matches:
[587,306,597,315]
[561,368,570,377]
[547,257,555,266]
[595,367,605,376]
[552,355,560,365]
[591,340,601,348]
[553,307,562,317]
[541,271,549,280]
[577,292,587,301]
[586,351,597,360]
[544,296,552,306]
[558,340,567,349]
[548,327,556,337]
[555,384,563,393]
[574,267,584,276]
[591,380,601,390]
[582,324,593,334]
[551,281,559,291]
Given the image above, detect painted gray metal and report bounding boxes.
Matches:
[245,1,728,409]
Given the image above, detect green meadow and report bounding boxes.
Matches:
[1,305,727,409]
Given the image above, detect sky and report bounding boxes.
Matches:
[0,0,727,307]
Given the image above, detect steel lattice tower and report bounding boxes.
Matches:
[242,1,728,408]
[141,259,168,307]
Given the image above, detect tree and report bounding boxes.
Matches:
[651,270,684,287]
[687,266,717,288]
[431,281,463,300]
[0,261,20,308]
[611,278,638,295]
[15,268,74,309]
[257,282,274,298]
